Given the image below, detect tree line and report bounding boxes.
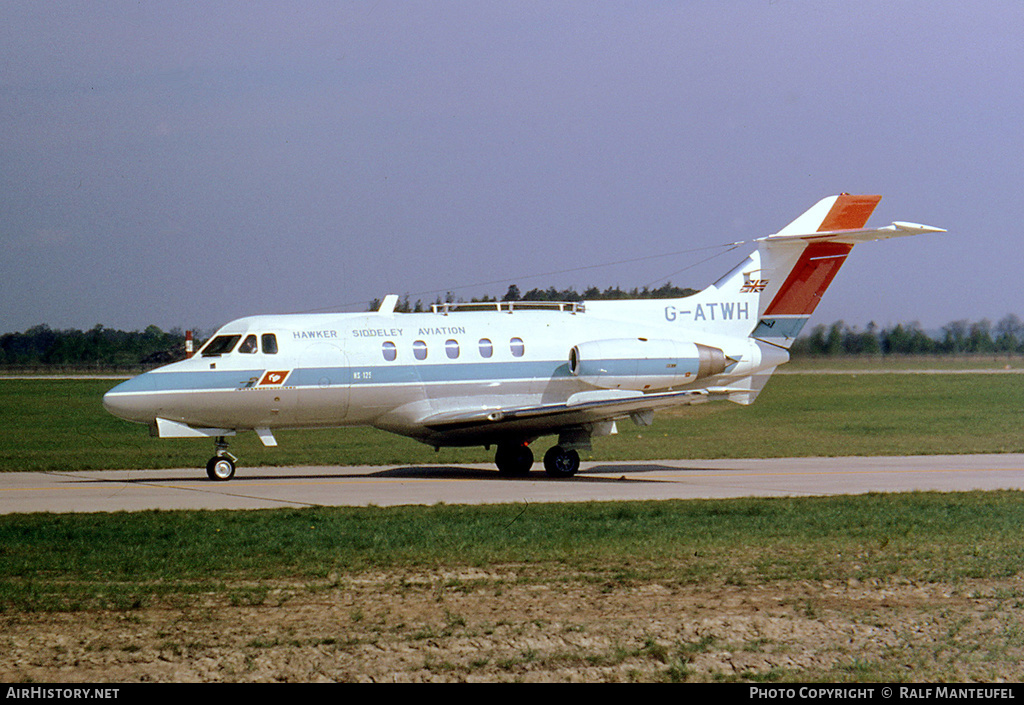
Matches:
[3,313,1022,369]
[0,324,189,368]
[370,282,699,312]
[792,315,1024,356]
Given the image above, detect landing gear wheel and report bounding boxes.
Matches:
[206,456,236,481]
[495,444,534,477]
[543,446,580,478]
[206,435,237,481]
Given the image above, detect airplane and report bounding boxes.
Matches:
[103,194,943,481]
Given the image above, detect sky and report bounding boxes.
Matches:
[2,1,1022,335]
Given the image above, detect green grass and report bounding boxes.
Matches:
[2,373,1023,472]
[3,491,1024,611]
[784,353,1024,371]
[4,372,1024,680]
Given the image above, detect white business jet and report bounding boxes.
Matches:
[103,195,942,480]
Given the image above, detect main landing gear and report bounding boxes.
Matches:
[493,442,581,478]
[543,445,580,478]
[206,436,237,481]
[494,443,534,477]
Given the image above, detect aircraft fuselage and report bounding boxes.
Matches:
[104,301,781,449]
[101,194,943,480]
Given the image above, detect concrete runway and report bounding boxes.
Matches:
[3,454,1024,514]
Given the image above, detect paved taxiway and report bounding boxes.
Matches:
[3,454,1024,514]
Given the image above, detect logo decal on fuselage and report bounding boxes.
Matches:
[259,370,291,386]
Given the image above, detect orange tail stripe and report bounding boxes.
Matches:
[764,242,853,315]
[818,194,881,231]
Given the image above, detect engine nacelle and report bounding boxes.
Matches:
[568,338,729,391]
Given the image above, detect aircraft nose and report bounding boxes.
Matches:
[102,381,132,420]
[102,377,154,424]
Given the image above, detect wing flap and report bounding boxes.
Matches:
[419,387,743,434]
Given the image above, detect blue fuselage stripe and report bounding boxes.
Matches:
[106,370,266,394]
[105,357,707,396]
[107,361,575,395]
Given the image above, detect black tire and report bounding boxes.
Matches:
[206,456,236,481]
[495,444,534,476]
[543,446,580,478]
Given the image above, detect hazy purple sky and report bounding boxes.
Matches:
[2,2,1021,334]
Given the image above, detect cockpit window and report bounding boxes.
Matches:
[238,335,258,354]
[201,335,242,357]
[261,333,278,355]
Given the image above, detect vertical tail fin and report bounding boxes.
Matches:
[749,195,943,348]
[654,195,942,349]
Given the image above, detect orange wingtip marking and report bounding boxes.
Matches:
[818,194,881,232]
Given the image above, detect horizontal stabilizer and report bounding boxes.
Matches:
[761,221,945,245]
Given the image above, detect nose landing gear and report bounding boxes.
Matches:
[206,437,237,481]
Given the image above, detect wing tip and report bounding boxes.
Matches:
[891,221,946,234]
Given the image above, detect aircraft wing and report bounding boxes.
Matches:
[418,386,746,440]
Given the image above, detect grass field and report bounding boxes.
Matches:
[2,490,1024,612]
[4,371,1024,681]
[2,372,1023,472]
[784,353,1024,371]
[5,491,1024,682]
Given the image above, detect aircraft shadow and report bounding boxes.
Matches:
[371,465,680,483]
[582,463,732,475]
[69,462,731,485]
[68,467,503,484]
[370,465,500,479]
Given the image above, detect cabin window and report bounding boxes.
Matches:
[201,335,241,357]
[238,335,258,354]
[445,339,460,359]
[413,340,428,360]
[510,337,525,357]
[382,341,397,361]
[262,333,278,355]
[478,338,493,358]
